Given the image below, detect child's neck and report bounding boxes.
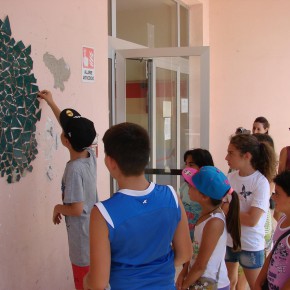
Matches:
[69,149,88,161]
[281,213,290,227]
[238,164,256,177]
[117,175,150,191]
[200,203,220,216]
[197,203,221,224]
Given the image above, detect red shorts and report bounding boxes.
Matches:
[72,264,90,290]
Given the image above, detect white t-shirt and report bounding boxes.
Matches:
[191,212,230,288]
[227,170,269,251]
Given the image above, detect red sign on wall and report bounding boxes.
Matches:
[82,46,95,82]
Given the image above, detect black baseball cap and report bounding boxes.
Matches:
[60,108,96,151]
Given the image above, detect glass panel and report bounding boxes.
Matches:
[180,72,189,168]
[180,5,189,47]
[155,67,177,187]
[125,59,149,130]
[189,56,201,149]
[116,0,177,48]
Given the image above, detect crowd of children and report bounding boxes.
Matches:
[37,95,290,290]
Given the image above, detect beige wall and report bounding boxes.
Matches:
[0,1,109,289]
[209,0,290,172]
[2,0,290,288]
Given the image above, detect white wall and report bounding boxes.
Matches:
[0,1,109,289]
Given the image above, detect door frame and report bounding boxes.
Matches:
[114,45,210,149]
[109,40,210,193]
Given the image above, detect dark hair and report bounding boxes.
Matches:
[183,148,214,167]
[102,122,150,176]
[252,133,275,149]
[273,170,290,197]
[210,191,241,251]
[235,127,251,135]
[253,116,270,134]
[230,134,276,182]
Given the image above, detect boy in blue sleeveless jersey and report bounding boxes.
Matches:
[84,122,192,290]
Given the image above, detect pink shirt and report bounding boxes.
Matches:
[267,215,290,289]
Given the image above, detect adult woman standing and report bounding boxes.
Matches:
[252,116,270,134]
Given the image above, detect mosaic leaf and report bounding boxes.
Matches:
[7,175,12,183]
[2,16,11,36]
[0,15,42,183]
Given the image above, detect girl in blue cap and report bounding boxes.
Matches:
[176,166,241,290]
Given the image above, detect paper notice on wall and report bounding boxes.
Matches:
[82,46,95,82]
[181,98,188,113]
[164,117,171,140]
[163,101,172,117]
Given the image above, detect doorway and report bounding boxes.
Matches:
[112,46,209,192]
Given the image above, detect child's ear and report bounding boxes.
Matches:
[244,152,252,161]
[63,135,71,147]
[202,195,210,201]
[105,155,117,171]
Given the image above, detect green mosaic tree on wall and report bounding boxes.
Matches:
[0,16,41,183]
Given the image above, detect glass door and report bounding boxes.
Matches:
[155,66,178,187]
[124,56,190,190]
[113,47,209,194]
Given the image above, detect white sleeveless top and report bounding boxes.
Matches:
[191,211,230,288]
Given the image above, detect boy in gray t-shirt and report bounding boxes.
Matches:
[38,89,98,290]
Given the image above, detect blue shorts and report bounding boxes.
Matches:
[225,246,264,269]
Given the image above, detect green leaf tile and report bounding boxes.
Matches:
[24,96,33,108]
[34,97,40,108]
[2,16,11,36]
[8,37,15,47]
[26,56,33,69]
[16,76,24,87]
[7,175,12,183]
[31,84,38,93]
[17,58,26,67]
[14,40,25,53]
[11,128,22,140]
[13,148,23,159]
[35,110,41,121]
[1,70,9,78]
[22,131,31,142]
[0,50,6,59]
[23,45,31,56]
[2,33,10,44]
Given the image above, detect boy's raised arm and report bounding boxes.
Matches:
[38,90,61,124]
